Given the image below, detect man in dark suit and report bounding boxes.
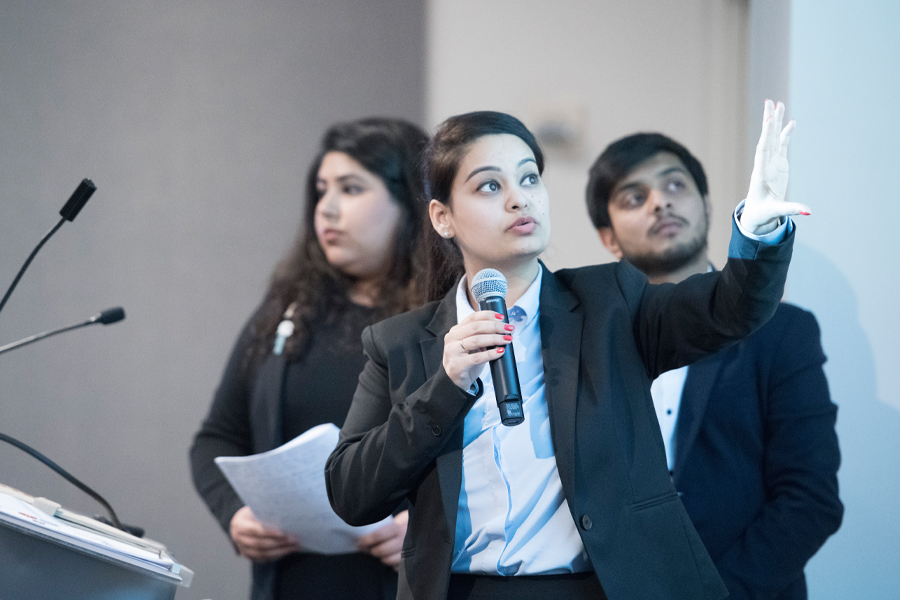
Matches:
[586,132,843,600]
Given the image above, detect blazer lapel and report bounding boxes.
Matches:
[422,288,465,541]
[538,268,583,502]
[672,355,722,481]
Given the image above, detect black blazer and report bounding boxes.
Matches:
[325,223,794,600]
[674,303,843,599]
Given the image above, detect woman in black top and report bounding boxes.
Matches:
[190,117,429,600]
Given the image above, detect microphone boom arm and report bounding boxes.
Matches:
[0,308,125,357]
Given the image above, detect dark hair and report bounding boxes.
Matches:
[245,117,429,369]
[421,111,544,300]
[585,133,708,229]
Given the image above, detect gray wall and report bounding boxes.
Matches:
[0,2,424,598]
[785,1,900,597]
[426,0,750,271]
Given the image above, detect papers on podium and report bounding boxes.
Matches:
[0,486,191,585]
[214,423,392,555]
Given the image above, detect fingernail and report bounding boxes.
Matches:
[799,210,810,216]
[503,335,512,341]
[504,324,515,331]
[765,116,770,123]
[494,314,504,320]
[496,348,505,353]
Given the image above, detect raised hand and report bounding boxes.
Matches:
[740,100,810,234]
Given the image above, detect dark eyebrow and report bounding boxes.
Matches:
[465,157,537,182]
[613,166,690,196]
[465,165,500,182]
[317,174,366,185]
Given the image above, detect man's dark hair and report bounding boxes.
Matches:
[586,133,708,229]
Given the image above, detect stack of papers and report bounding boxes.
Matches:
[215,423,392,555]
[0,491,179,578]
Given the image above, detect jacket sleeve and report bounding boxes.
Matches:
[325,323,479,526]
[624,216,795,380]
[189,317,256,534]
[713,310,843,599]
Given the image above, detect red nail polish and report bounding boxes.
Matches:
[503,335,513,341]
[504,324,515,331]
[494,313,504,320]
[799,210,810,216]
[496,348,505,353]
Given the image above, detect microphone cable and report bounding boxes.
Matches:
[0,431,123,531]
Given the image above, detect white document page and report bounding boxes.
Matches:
[215,423,392,555]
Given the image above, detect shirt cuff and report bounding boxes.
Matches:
[467,378,484,398]
[733,199,793,244]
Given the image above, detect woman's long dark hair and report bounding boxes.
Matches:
[244,117,429,369]
[421,111,544,301]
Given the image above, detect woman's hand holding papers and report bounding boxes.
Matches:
[230,505,301,562]
[357,510,409,571]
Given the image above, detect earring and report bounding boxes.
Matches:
[443,230,451,238]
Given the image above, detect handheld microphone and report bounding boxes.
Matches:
[0,307,125,356]
[472,269,524,426]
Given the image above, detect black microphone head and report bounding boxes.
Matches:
[472,269,508,303]
[97,307,125,325]
[59,179,96,222]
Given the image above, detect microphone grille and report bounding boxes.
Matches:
[471,269,508,302]
[97,307,126,325]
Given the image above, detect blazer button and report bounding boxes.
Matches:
[581,515,592,530]
[431,424,442,436]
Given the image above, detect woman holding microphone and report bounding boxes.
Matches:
[326,101,804,600]
[191,117,429,600]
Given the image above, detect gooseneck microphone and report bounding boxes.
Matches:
[0,179,96,317]
[0,307,125,356]
[472,269,524,426]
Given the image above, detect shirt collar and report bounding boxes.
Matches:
[455,265,543,327]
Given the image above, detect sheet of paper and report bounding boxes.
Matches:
[215,423,392,555]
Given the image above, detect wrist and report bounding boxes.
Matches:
[749,218,779,235]
[736,201,780,235]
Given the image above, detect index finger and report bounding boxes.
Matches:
[769,101,785,156]
[458,310,505,325]
[754,99,776,173]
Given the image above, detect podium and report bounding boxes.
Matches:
[0,485,192,600]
